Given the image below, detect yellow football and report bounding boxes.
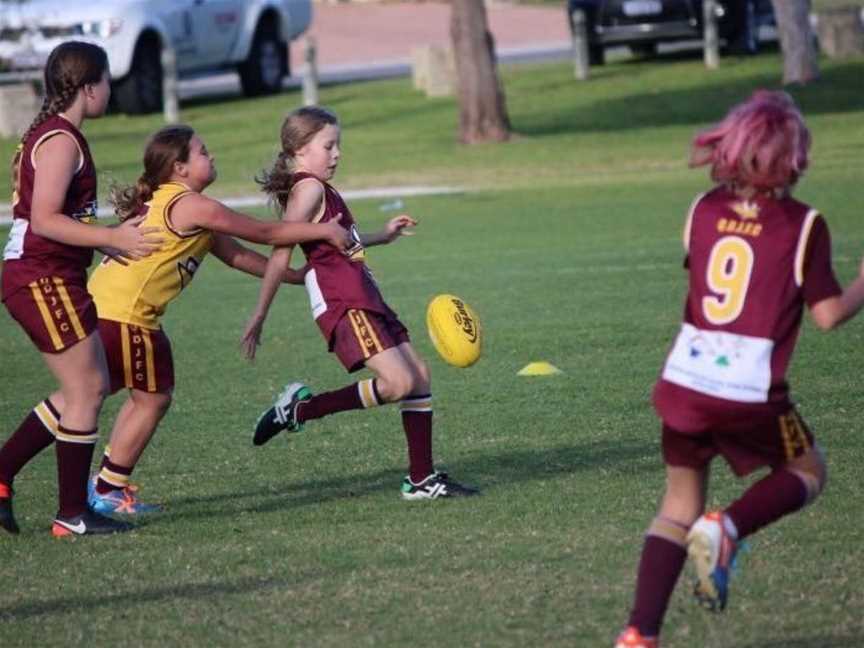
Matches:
[426,294,482,368]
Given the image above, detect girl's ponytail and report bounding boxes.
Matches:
[111,176,157,221]
[256,151,296,210]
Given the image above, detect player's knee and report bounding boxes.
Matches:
[133,390,173,419]
[790,448,827,504]
[659,492,704,528]
[152,392,173,417]
[376,371,414,402]
[66,371,109,405]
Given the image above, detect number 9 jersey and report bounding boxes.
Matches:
[654,186,842,432]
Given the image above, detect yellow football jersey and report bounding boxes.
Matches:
[89,182,214,329]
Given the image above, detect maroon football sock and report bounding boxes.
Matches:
[296,380,380,423]
[96,457,134,494]
[401,394,433,483]
[0,399,59,487]
[725,469,808,540]
[628,535,687,637]
[55,425,97,518]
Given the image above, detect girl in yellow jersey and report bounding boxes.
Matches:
[83,124,350,514]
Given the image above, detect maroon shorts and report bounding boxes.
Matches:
[330,308,410,372]
[662,407,815,477]
[3,275,98,353]
[98,319,174,394]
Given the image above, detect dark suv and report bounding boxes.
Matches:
[567,0,775,64]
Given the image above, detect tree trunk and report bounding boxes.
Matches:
[771,0,819,84]
[450,0,510,144]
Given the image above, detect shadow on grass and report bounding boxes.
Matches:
[515,60,864,137]
[0,573,322,622]
[0,442,657,620]
[154,438,657,521]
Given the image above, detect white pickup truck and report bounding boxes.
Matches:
[0,0,312,113]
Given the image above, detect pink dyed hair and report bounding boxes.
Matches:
[690,90,811,190]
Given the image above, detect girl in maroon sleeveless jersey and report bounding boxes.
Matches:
[615,91,864,648]
[241,106,478,500]
[0,42,161,537]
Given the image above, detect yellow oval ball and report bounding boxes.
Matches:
[426,294,482,368]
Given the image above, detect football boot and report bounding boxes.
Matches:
[686,510,739,612]
[52,509,133,537]
[253,382,312,446]
[400,472,480,500]
[89,484,162,516]
[0,482,20,534]
[614,626,658,648]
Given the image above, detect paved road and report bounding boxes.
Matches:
[292,2,571,67]
[180,2,572,98]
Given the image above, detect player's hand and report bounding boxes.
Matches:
[109,215,163,260]
[322,218,352,251]
[382,214,416,243]
[240,314,265,361]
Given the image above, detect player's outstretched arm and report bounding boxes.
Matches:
[212,233,306,283]
[360,214,417,247]
[170,192,350,250]
[810,258,864,331]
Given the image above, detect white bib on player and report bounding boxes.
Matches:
[304,268,328,320]
[2,218,28,260]
[661,322,773,403]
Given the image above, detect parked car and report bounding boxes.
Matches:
[0,0,312,113]
[566,0,775,64]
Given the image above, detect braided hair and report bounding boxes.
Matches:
[111,125,195,221]
[256,106,339,211]
[11,41,108,195]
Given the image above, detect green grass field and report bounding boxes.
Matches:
[1,48,863,647]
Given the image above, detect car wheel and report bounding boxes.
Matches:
[113,40,163,114]
[589,43,605,66]
[239,24,286,97]
[724,0,759,55]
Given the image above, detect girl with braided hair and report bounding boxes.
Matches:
[0,41,161,537]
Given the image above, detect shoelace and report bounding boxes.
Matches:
[273,401,293,426]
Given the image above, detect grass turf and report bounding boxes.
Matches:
[1,48,863,647]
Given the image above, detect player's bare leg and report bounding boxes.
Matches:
[104,391,172,468]
[369,343,477,499]
[41,334,131,535]
[89,390,170,515]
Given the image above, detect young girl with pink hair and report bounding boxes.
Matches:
[614,90,864,648]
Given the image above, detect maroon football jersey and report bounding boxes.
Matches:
[654,186,842,432]
[2,115,98,300]
[295,172,398,342]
